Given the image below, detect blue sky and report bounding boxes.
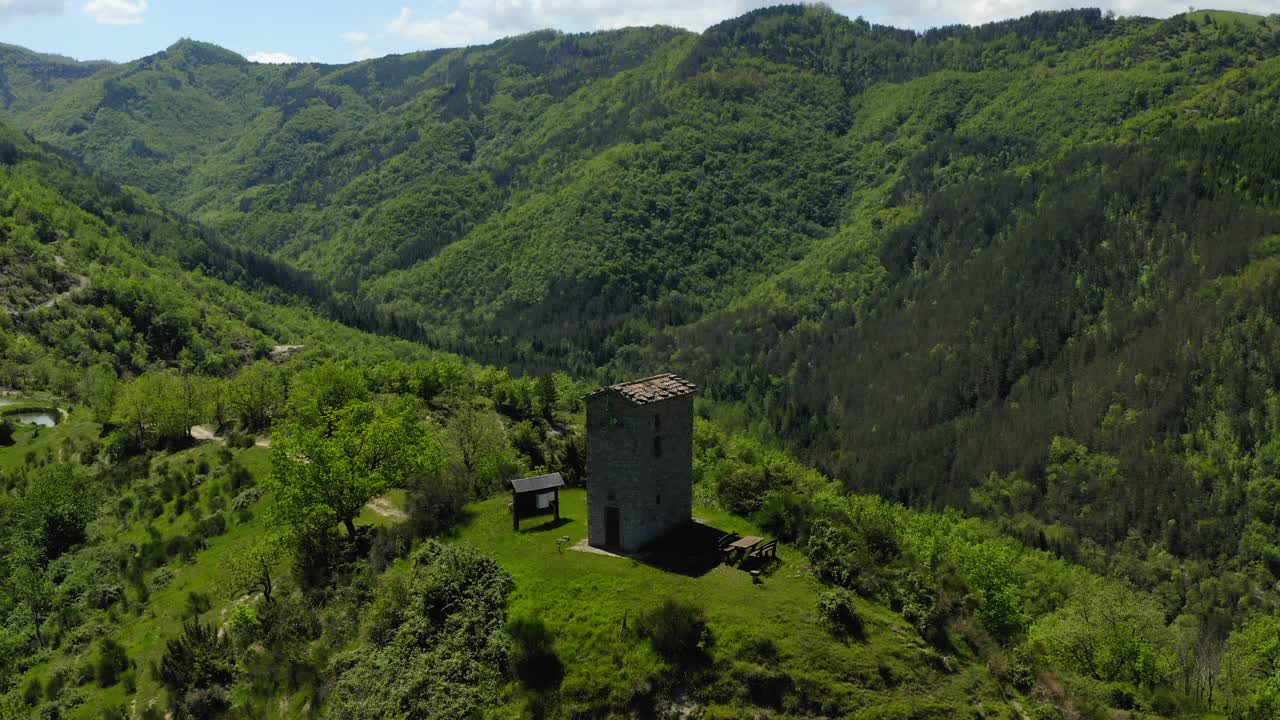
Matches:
[2,0,1276,65]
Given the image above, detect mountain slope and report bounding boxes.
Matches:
[5,3,1280,670]
[0,117,434,391]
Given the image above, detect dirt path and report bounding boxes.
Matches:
[365,496,408,522]
[30,274,89,313]
[190,425,271,448]
[190,425,223,443]
[270,344,304,361]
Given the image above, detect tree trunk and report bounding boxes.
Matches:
[261,559,274,604]
[344,516,358,539]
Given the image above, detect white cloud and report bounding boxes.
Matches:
[247,50,300,64]
[355,0,1280,57]
[82,0,145,25]
[0,0,64,23]
[386,5,496,47]
[873,0,1280,28]
[380,1,822,48]
[340,30,372,43]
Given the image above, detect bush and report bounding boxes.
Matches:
[509,617,564,691]
[98,704,128,720]
[45,669,65,700]
[368,524,412,571]
[184,591,212,619]
[817,588,865,639]
[158,621,234,698]
[715,465,771,516]
[182,686,230,719]
[225,430,255,449]
[635,598,714,667]
[22,677,41,705]
[226,460,252,489]
[95,637,129,687]
[231,486,263,511]
[752,489,811,542]
[733,661,792,710]
[193,512,227,541]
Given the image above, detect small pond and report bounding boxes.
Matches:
[8,411,57,427]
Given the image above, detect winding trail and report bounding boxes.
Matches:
[190,425,271,448]
[365,496,408,522]
[29,274,89,313]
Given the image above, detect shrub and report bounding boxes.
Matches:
[742,636,779,662]
[158,621,234,697]
[752,489,811,542]
[87,584,123,610]
[184,591,212,619]
[182,686,230,719]
[45,669,65,700]
[226,461,253,489]
[636,598,714,667]
[98,704,128,720]
[225,430,256,449]
[22,677,41,705]
[94,637,130,687]
[231,486,263,511]
[715,464,770,516]
[194,512,227,541]
[149,567,174,591]
[368,524,412,571]
[817,588,865,639]
[734,661,792,709]
[805,518,877,593]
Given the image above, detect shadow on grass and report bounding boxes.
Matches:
[441,507,482,538]
[636,521,751,578]
[518,517,573,534]
[739,552,784,577]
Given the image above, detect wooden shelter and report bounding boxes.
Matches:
[510,472,565,530]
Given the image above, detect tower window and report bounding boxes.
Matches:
[653,435,662,458]
[654,413,661,429]
[656,493,662,505]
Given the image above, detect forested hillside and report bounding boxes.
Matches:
[5,5,1280,718]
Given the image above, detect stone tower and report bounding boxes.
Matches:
[586,373,697,552]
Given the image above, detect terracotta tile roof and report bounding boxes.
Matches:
[592,373,698,406]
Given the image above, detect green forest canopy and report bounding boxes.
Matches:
[2,5,1280,719]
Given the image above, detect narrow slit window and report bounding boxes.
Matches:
[653,435,662,458]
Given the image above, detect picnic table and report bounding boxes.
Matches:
[725,535,763,564]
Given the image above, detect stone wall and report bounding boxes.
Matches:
[586,390,693,551]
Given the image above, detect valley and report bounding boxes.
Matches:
[1,5,1280,719]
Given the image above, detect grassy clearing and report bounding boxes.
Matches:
[9,440,1013,718]
[1,439,277,720]
[1194,9,1269,27]
[0,403,97,471]
[454,489,1015,717]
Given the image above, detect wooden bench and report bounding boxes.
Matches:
[748,540,778,560]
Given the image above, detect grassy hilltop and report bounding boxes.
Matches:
[3,5,1280,719]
